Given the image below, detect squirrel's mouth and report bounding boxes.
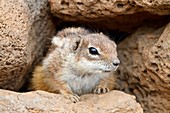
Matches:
[103,70,111,73]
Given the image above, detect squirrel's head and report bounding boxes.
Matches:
[69,33,120,74]
[51,30,119,75]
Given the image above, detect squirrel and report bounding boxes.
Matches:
[29,27,120,103]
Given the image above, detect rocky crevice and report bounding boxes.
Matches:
[0,0,170,112]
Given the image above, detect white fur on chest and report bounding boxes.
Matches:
[60,72,108,95]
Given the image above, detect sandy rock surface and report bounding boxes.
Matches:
[0,89,143,113]
[0,0,55,90]
[117,23,170,113]
[50,0,170,18]
[49,0,170,32]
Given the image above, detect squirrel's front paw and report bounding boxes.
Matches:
[94,86,110,94]
[63,93,80,103]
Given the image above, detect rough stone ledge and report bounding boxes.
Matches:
[49,0,170,20]
[49,0,170,32]
[0,89,143,113]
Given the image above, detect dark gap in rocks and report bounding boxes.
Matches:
[54,20,130,45]
[56,12,170,32]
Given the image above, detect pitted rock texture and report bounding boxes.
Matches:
[0,0,55,91]
[49,0,170,32]
[0,89,143,113]
[116,23,170,113]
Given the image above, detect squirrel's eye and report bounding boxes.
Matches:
[89,47,99,55]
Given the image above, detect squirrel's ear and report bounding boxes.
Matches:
[73,35,82,51]
[51,36,64,47]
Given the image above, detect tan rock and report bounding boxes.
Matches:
[117,23,170,112]
[49,0,170,32]
[50,0,170,18]
[0,0,56,91]
[0,89,143,113]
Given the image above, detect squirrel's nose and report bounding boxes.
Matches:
[113,59,120,66]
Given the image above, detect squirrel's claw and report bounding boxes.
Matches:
[63,93,80,103]
[94,86,110,94]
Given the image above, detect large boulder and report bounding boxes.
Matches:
[0,89,143,113]
[0,0,56,91]
[49,0,170,32]
[117,23,170,113]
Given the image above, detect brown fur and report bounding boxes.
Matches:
[29,27,119,103]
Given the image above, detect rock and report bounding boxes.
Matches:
[49,0,170,32]
[0,0,56,91]
[116,23,170,112]
[0,89,143,113]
